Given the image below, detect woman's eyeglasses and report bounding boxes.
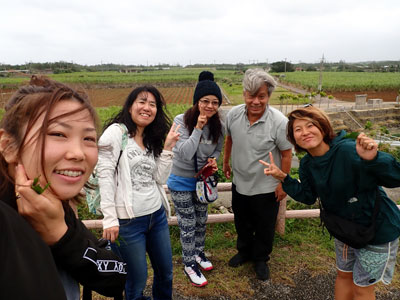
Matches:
[303,103,313,108]
[199,99,219,107]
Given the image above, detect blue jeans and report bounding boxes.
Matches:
[57,267,80,300]
[112,207,173,300]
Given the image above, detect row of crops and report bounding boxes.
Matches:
[278,71,400,92]
[0,69,243,88]
[1,69,399,99]
[158,87,194,104]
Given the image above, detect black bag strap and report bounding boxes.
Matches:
[115,150,124,173]
[115,124,128,174]
[82,286,91,300]
[194,152,199,174]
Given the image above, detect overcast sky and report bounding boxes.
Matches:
[1,0,399,66]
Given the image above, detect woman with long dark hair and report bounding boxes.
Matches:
[167,71,225,287]
[97,85,180,300]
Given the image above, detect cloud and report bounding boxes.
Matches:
[1,0,399,65]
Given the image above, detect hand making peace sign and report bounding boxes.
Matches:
[196,105,208,130]
[259,152,287,182]
[164,122,181,151]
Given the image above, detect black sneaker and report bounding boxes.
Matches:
[254,261,270,281]
[228,253,250,267]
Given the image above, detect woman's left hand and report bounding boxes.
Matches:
[356,132,378,161]
[259,152,287,182]
[15,164,67,245]
[207,157,218,173]
[164,123,181,151]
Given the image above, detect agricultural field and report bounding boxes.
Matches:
[0,68,244,107]
[86,86,196,107]
[2,69,399,106]
[0,68,243,89]
[278,71,400,101]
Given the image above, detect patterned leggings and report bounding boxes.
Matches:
[170,190,208,266]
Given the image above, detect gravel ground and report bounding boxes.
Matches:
[166,267,400,300]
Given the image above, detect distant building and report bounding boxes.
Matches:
[119,68,141,73]
[0,69,30,77]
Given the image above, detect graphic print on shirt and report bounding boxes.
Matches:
[200,136,212,145]
[127,146,156,191]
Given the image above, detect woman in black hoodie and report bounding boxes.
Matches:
[0,76,126,300]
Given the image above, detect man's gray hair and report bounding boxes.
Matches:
[243,68,277,97]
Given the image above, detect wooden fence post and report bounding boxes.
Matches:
[275,197,287,235]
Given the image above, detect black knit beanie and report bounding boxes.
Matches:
[193,71,222,106]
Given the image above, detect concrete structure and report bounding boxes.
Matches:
[368,98,383,107]
[355,94,367,108]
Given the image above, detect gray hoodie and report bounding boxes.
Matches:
[171,114,225,178]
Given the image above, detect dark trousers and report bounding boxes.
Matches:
[232,184,279,262]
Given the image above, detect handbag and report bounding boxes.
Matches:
[194,153,218,204]
[82,239,125,300]
[319,188,381,249]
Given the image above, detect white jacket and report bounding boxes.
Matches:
[97,124,173,230]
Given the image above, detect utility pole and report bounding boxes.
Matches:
[284,58,287,73]
[318,54,324,107]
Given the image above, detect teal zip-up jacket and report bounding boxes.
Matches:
[283,130,400,245]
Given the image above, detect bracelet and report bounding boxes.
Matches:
[209,157,216,160]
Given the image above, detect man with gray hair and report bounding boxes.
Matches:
[223,68,292,280]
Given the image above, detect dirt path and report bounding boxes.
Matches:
[163,268,400,300]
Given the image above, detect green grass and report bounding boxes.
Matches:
[278,71,400,92]
[219,84,298,106]
[0,68,244,89]
[94,104,190,130]
[3,69,399,97]
[96,106,122,126]
[167,216,337,299]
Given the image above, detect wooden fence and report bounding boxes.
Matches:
[82,182,400,235]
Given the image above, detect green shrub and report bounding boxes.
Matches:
[380,126,389,134]
[365,121,373,130]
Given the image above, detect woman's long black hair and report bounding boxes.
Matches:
[103,85,171,157]
[183,103,222,144]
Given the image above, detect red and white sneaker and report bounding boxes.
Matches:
[184,264,208,287]
[195,252,214,271]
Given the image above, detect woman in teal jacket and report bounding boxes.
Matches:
[260,106,400,300]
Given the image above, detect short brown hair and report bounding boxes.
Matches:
[287,106,335,153]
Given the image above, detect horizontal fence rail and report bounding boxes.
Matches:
[82,209,323,229]
[82,183,400,232]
